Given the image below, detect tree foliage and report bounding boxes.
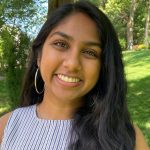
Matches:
[0,0,36,31]
[97,0,150,49]
[0,0,35,107]
[1,26,30,108]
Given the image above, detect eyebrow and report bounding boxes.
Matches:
[49,31,73,40]
[49,31,101,48]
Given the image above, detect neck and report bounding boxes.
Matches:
[36,96,83,120]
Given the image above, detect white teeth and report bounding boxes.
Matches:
[57,74,80,83]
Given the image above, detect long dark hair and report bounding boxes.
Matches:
[20,1,135,150]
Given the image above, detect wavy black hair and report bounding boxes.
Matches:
[20,1,135,150]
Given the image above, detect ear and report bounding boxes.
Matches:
[37,53,41,68]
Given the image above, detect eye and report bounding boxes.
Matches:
[53,40,69,49]
[82,49,99,58]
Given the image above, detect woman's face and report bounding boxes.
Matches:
[38,12,102,105]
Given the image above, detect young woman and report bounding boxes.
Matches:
[0,1,149,150]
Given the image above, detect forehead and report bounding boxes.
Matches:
[47,12,99,41]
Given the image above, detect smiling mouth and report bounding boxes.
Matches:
[57,74,81,83]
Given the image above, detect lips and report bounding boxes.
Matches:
[57,74,81,83]
[55,73,82,87]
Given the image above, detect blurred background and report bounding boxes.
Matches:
[0,0,150,145]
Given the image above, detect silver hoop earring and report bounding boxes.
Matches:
[34,68,44,94]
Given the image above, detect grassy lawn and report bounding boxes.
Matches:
[0,49,150,145]
[123,50,150,145]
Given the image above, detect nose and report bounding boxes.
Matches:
[62,50,82,72]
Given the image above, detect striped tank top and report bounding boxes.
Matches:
[1,105,76,150]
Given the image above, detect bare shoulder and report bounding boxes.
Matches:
[134,124,150,150]
[0,112,12,143]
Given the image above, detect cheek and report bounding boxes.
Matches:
[40,49,60,67]
[39,53,58,79]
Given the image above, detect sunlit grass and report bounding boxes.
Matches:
[123,50,150,145]
[123,50,150,80]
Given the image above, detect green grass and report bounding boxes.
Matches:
[0,49,150,145]
[123,50,150,145]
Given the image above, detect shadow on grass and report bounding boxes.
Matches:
[127,75,150,145]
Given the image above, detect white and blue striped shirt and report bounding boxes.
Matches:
[1,105,76,150]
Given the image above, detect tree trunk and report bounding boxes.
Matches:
[48,0,74,17]
[144,0,150,47]
[126,0,137,50]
